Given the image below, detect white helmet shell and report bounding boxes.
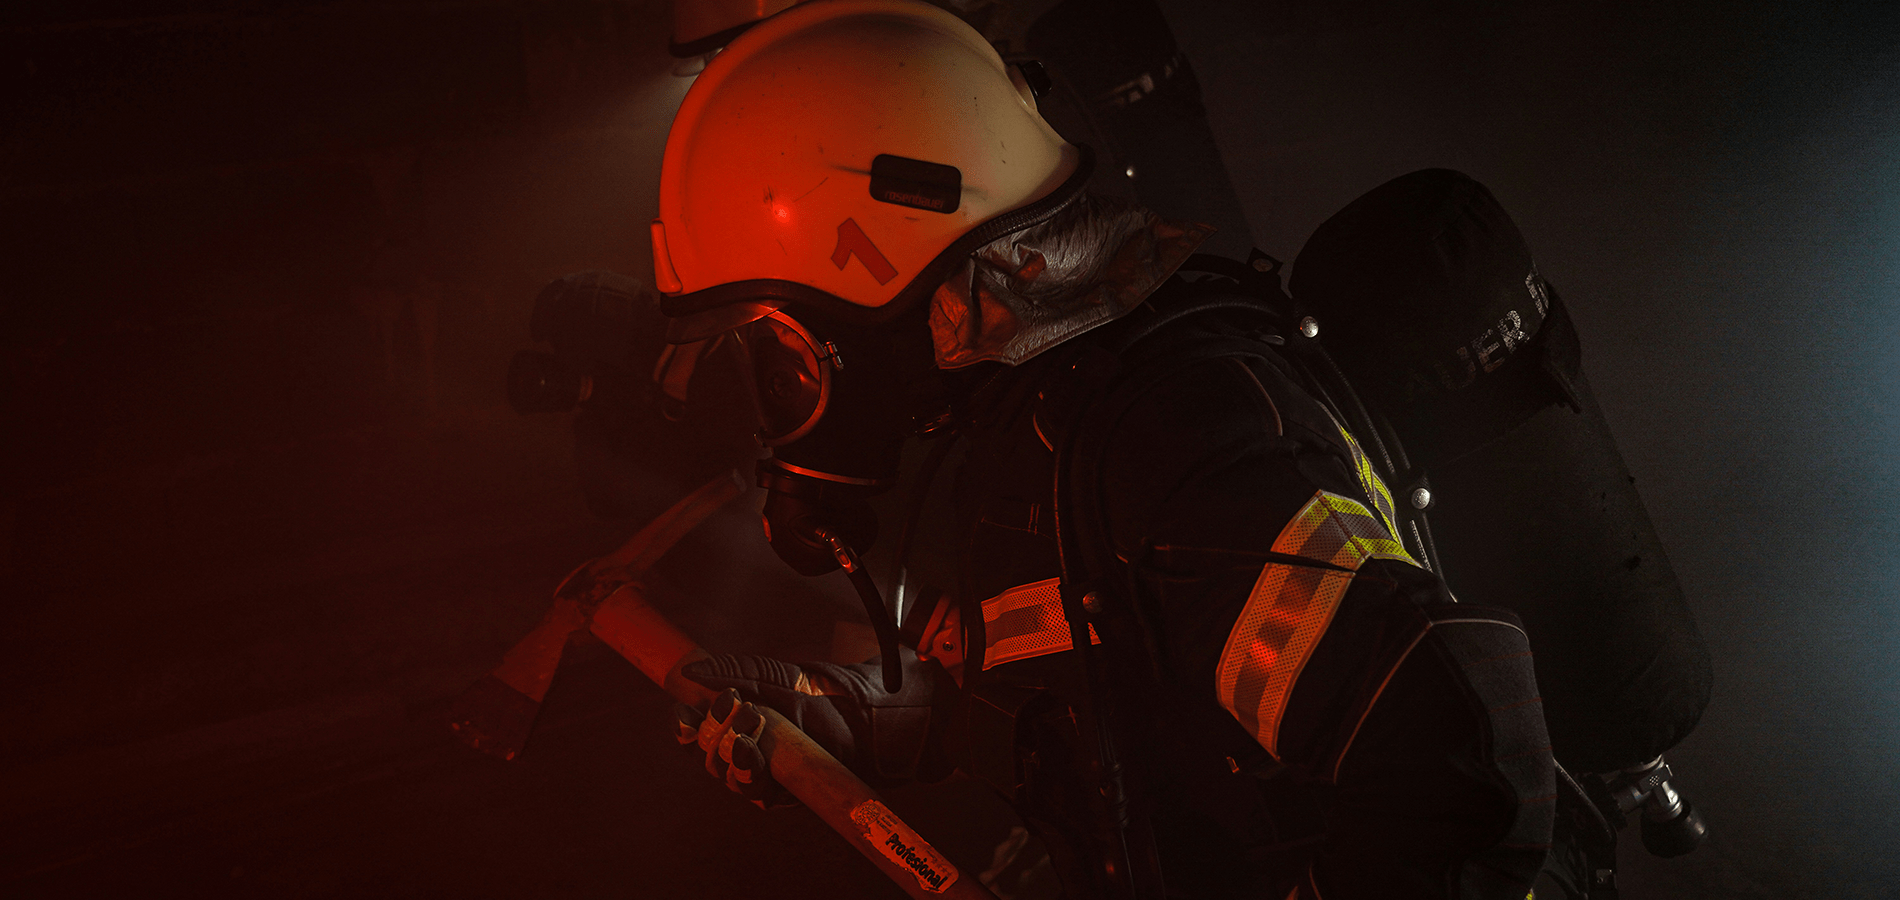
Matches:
[651,0,1084,326]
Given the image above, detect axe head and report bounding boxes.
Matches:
[447,673,548,761]
[447,597,590,761]
[447,470,746,761]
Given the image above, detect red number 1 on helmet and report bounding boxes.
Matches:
[830,218,898,285]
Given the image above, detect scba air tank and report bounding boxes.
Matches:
[1290,170,1712,774]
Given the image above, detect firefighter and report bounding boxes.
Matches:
[657,1,1554,896]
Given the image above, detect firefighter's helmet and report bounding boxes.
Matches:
[671,0,796,57]
[651,0,1087,340]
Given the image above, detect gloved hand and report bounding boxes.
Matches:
[675,688,795,808]
[673,651,950,807]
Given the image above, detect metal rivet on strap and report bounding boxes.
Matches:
[1299,316,1319,338]
[1081,591,1104,615]
[1410,487,1433,510]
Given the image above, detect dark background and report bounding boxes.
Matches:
[2,0,1896,897]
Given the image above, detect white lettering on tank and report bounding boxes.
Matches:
[1436,347,1477,390]
[1498,310,1528,352]
[1526,271,1550,317]
[1473,329,1506,373]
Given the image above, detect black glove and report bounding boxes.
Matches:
[675,688,794,809]
[674,651,950,800]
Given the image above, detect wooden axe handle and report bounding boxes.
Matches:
[590,583,714,705]
[587,469,748,579]
[590,584,999,900]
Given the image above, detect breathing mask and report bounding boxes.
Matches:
[712,302,936,574]
[658,300,938,692]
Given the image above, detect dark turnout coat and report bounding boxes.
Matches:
[935,278,1556,898]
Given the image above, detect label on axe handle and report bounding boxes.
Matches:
[850,800,959,894]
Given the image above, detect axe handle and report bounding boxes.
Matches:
[587,469,747,578]
[590,585,999,900]
[590,583,715,705]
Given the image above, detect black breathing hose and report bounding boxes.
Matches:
[818,529,905,694]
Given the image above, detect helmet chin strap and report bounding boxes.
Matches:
[813,527,904,694]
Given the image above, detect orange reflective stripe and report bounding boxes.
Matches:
[980,577,1100,670]
[1216,491,1417,758]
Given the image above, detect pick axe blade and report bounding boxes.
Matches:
[447,470,748,760]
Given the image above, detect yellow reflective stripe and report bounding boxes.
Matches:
[980,577,1100,670]
[1332,419,1400,541]
[1215,491,1417,759]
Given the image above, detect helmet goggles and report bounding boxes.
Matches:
[728,310,838,446]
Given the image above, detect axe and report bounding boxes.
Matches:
[449,471,999,900]
[590,558,998,900]
[447,469,747,760]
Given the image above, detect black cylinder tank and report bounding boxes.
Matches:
[1289,170,1712,773]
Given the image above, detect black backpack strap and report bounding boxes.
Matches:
[1039,285,1303,899]
[1165,251,1449,576]
[1420,605,1559,896]
[1044,340,1163,900]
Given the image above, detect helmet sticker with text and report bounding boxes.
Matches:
[869,155,962,214]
